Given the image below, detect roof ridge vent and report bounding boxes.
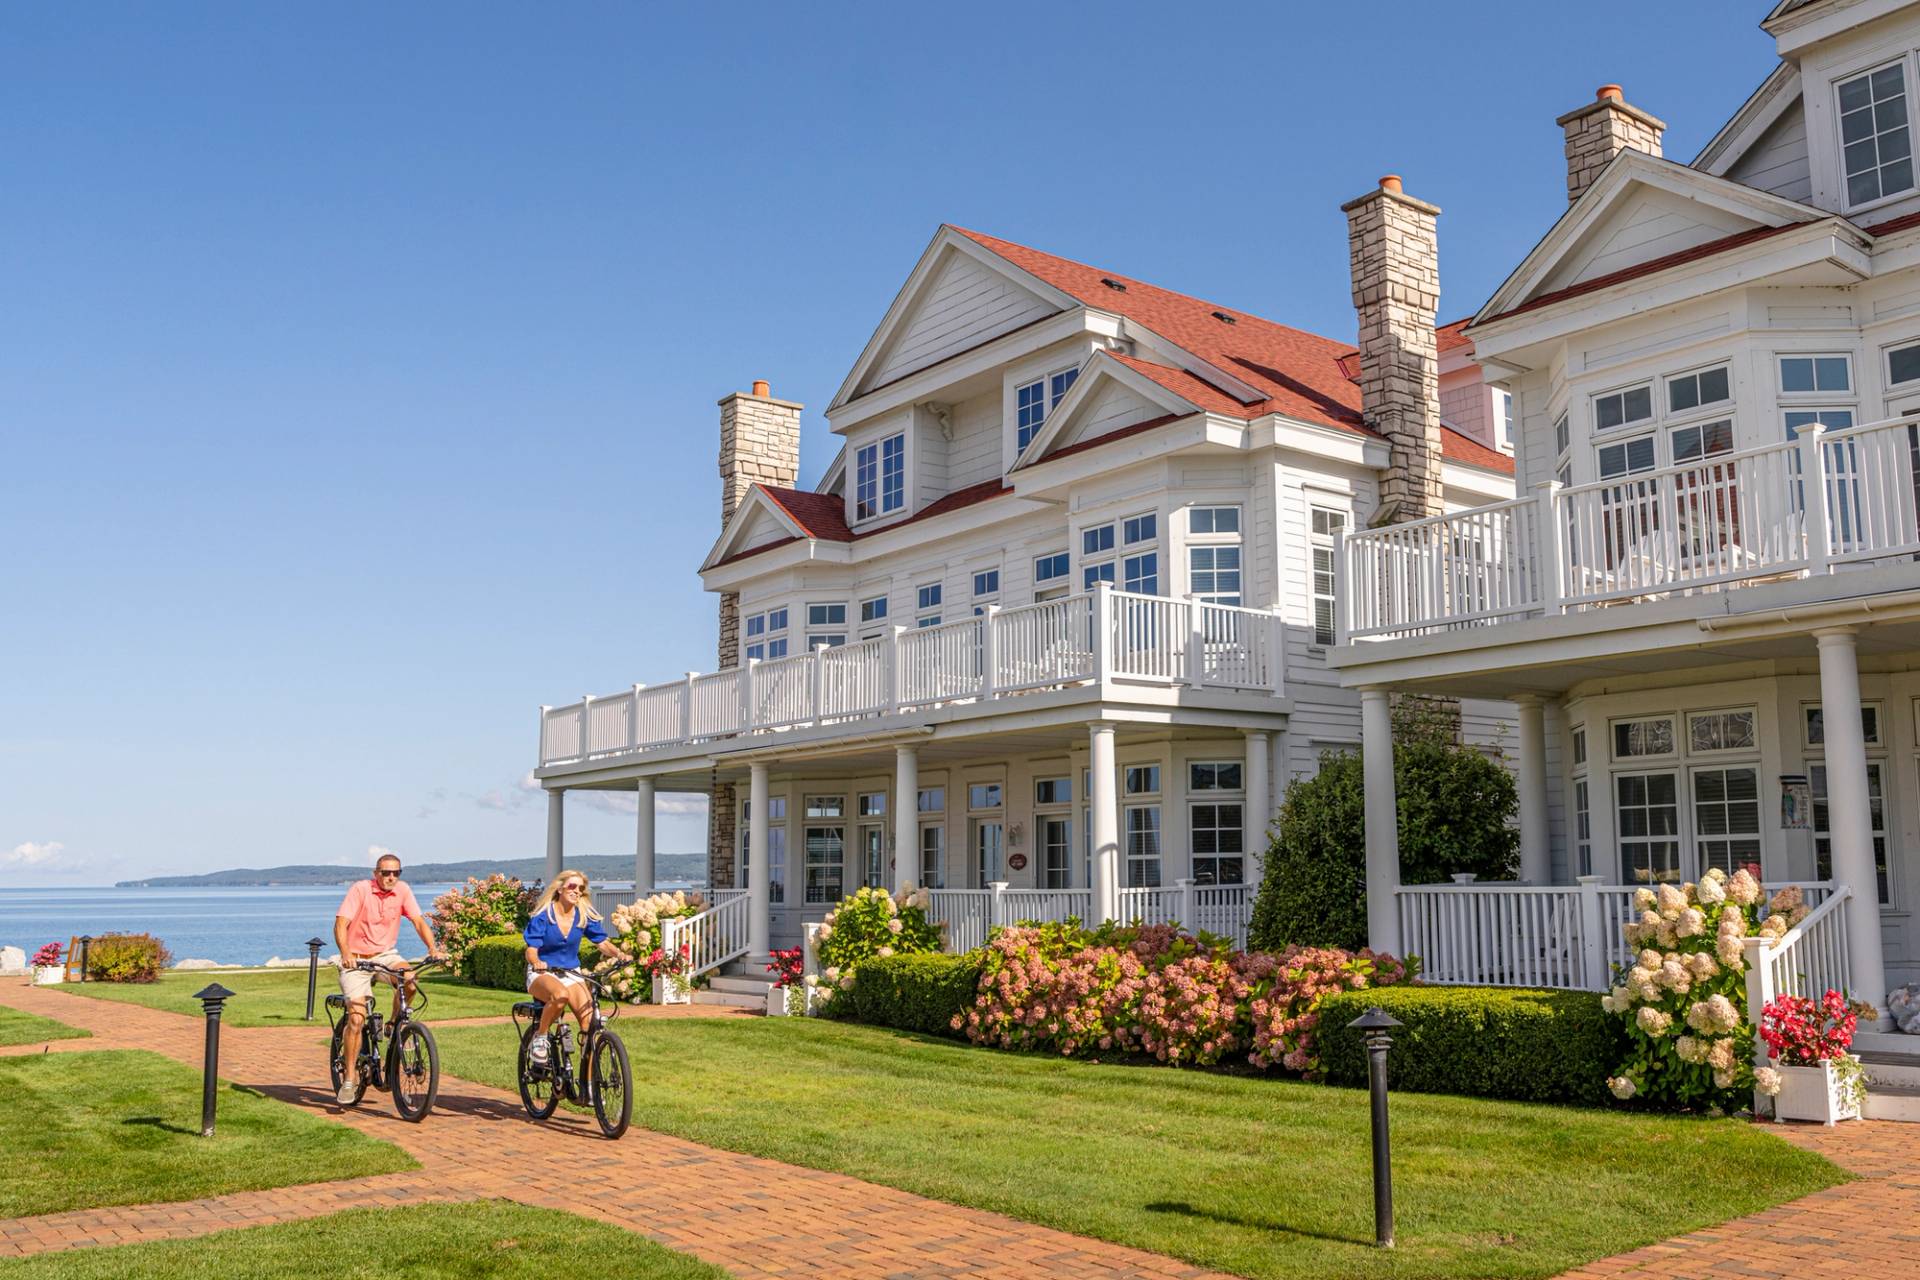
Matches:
[1100,276,1128,291]
[1210,309,1237,324]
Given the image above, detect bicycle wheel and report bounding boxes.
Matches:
[589,1030,632,1139]
[388,1022,440,1122]
[517,1024,561,1120]
[328,1020,369,1106]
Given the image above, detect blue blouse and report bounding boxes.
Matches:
[523,906,608,969]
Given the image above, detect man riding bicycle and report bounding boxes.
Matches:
[334,852,444,1104]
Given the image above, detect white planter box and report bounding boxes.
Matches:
[32,966,64,986]
[651,974,690,1005]
[1772,1057,1862,1125]
[766,985,796,1017]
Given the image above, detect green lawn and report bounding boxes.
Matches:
[438,1017,1844,1280]
[0,1004,89,1047]
[0,1050,414,1218]
[51,968,519,1027]
[0,1202,730,1279]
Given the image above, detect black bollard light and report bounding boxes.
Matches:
[1347,1006,1403,1248]
[304,937,326,1021]
[78,936,92,982]
[194,983,235,1137]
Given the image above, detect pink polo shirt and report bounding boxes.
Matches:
[336,879,423,955]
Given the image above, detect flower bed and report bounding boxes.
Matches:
[1759,990,1868,1121]
[606,891,707,1001]
[811,886,943,1009]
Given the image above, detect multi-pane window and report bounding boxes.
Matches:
[1124,805,1162,888]
[1124,765,1160,795]
[1554,411,1571,460]
[1890,341,1920,387]
[1082,522,1116,590]
[744,607,789,662]
[858,792,888,889]
[1617,772,1681,885]
[1812,763,1891,903]
[1050,367,1078,409]
[859,595,888,636]
[916,583,942,628]
[1572,727,1587,767]
[854,433,905,521]
[1666,366,1731,415]
[1189,761,1243,791]
[1784,408,1855,438]
[1035,777,1071,806]
[1494,387,1515,448]
[1188,505,1242,607]
[1839,63,1914,207]
[1597,435,1656,479]
[1015,378,1048,451]
[767,796,787,904]
[919,825,945,889]
[1039,815,1072,889]
[1189,506,1239,535]
[1780,355,1851,394]
[1805,703,1881,747]
[1688,710,1756,753]
[1671,419,1733,464]
[1083,561,1115,590]
[971,569,999,611]
[1034,551,1069,601]
[803,795,845,905]
[1189,762,1245,886]
[917,787,944,813]
[968,782,1002,810]
[1310,507,1345,646]
[1593,384,1653,433]
[1082,524,1115,556]
[1613,717,1675,759]
[1122,551,1159,594]
[1573,778,1592,878]
[805,602,847,649]
[1691,767,1761,878]
[1123,513,1156,545]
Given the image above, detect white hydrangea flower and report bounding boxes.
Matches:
[1638,949,1663,971]
[1755,1066,1782,1096]
[1713,1067,1736,1089]
[1636,1006,1672,1036]
[1674,1034,1703,1064]
[1608,1076,1638,1100]
[1677,907,1706,938]
[1634,888,1658,912]
[886,918,903,934]
[1696,876,1726,905]
[1726,869,1761,906]
[1707,1038,1736,1071]
[1657,883,1688,914]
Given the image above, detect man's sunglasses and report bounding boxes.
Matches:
[376,867,402,877]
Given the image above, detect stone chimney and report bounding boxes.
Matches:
[710,380,801,890]
[1558,85,1666,203]
[1343,174,1443,525]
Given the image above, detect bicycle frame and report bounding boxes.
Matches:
[511,960,632,1102]
[326,958,442,1088]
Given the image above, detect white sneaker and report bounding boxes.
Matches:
[529,1035,550,1064]
[336,1078,358,1105]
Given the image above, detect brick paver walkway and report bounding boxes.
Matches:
[0,981,1230,1278]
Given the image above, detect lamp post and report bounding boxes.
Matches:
[194,983,235,1137]
[1347,1006,1403,1248]
[304,937,326,1021]
[77,935,92,982]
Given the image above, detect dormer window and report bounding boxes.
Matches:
[1840,63,1914,208]
[854,433,904,521]
[1014,367,1081,452]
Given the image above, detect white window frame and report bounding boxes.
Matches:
[1033,550,1070,602]
[915,582,942,628]
[1615,769,1682,886]
[1887,337,1920,390]
[1310,505,1346,647]
[1611,715,1677,761]
[1187,760,1245,887]
[1834,57,1916,213]
[853,432,905,522]
[1803,700,1883,749]
[1688,763,1763,880]
[1590,381,1655,437]
[1187,505,1243,607]
[743,606,789,663]
[1778,353,1855,399]
[858,594,889,639]
[805,601,847,650]
[971,567,1000,614]
[1493,386,1515,450]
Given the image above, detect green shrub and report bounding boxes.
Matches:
[428,875,534,977]
[1315,986,1625,1106]
[813,886,943,1008]
[466,933,597,992]
[1251,703,1519,952]
[86,932,173,983]
[843,953,984,1036]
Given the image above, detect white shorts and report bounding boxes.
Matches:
[526,966,588,998]
[338,949,407,1003]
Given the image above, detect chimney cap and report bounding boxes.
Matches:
[751,379,771,398]
[1379,174,1403,194]
[1596,84,1623,102]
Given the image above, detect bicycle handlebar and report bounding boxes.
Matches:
[353,956,447,977]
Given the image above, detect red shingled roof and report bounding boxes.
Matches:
[1477,222,1805,325]
[1436,318,1474,353]
[742,479,1013,551]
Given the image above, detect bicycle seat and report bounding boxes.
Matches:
[512,1000,543,1018]
[324,993,348,1010]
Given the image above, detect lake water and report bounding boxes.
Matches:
[0,885,467,966]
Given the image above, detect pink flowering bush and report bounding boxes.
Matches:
[429,875,534,977]
[951,921,1415,1072]
[31,942,63,969]
[1759,990,1860,1065]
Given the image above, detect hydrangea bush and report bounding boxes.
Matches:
[1247,946,1415,1074]
[606,890,707,1000]
[811,885,942,1004]
[1599,868,1807,1109]
[429,875,533,976]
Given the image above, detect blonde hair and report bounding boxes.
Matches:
[531,870,602,924]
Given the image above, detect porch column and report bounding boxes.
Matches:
[748,763,771,959]
[1814,627,1889,1022]
[544,788,565,882]
[1361,689,1402,955]
[633,777,656,892]
[1089,722,1119,926]
[893,744,918,893]
[1515,696,1551,884]
[1243,730,1272,872]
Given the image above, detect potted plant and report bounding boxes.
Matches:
[1758,990,1867,1124]
[31,942,64,985]
[764,947,804,1016]
[647,943,692,1005]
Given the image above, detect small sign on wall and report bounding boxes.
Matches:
[1007,852,1028,872]
[1780,774,1810,830]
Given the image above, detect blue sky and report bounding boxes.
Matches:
[1,2,1779,884]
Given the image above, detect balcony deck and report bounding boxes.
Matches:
[1339,415,1920,644]
[538,586,1285,770]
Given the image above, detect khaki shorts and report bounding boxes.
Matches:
[338,949,407,1004]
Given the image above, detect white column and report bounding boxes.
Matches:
[633,777,656,892]
[544,788,565,882]
[1361,689,1402,955]
[1243,730,1272,872]
[748,763,771,959]
[1516,696,1551,884]
[1814,628,1889,1021]
[894,745,919,893]
[1089,723,1119,926]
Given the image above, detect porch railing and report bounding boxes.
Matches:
[660,890,752,981]
[1746,884,1853,1006]
[924,881,1254,954]
[540,584,1284,767]
[1341,415,1920,640]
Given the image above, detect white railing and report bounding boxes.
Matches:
[926,889,993,953]
[1342,416,1920,640]
[1397,883,1589,989]
[660,891,752,980]
[925,880,1253,954]
[540,585,1284,766]
[998,887,1093,925]
[1192,885,1255,949]
[1747,885,1853,1005]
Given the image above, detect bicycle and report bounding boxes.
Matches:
[511,958,634,1139]
[325,957,444,1122]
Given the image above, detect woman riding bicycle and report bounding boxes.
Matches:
[523,870,629,1067]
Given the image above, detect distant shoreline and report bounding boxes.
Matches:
[115,852,707,889]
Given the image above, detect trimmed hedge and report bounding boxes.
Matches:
[843,953,984,1037]
[1316,986,1625,1107]
[467,933,598,992]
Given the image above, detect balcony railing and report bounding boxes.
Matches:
[539,585,1284,767]
[1340,415,1920,641]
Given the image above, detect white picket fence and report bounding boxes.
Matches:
[923,880,1254,953]
[540,584,1284,766]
